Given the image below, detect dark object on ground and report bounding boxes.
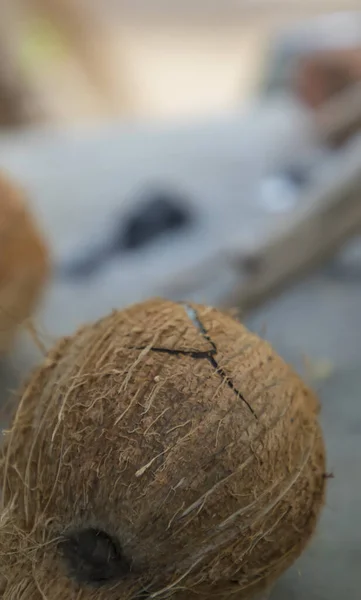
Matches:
[58,190,193,278]
[118,191,192,251]
[283,166,309,188]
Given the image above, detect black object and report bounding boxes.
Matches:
[58,189,193,279]
[115,191,192,252]
[283,166,309,188]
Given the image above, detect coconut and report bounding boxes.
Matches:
[0,172,49,352]
[0,299,326,599]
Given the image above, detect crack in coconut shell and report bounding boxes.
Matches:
[135,304,257,419]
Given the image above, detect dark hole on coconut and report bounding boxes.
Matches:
[59,527,132,586]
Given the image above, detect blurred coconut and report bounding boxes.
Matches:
[0,171,49,352]
[0,299,326,599]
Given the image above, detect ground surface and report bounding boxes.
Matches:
[2,253,360,599]
[248,263,361,599]
[0,114,360,598]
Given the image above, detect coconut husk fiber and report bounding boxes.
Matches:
[0,171,49,352]
[0,299,326,599]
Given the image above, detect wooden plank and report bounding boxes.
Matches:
[315,80,361,146]
[222,147,361,311]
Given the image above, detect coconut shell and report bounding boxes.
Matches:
[0,172,49,352]
[0,299,326,599]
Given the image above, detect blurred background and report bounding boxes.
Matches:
[1,0,361,124]
[1,2,361,599]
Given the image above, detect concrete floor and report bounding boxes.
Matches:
[247,266,361,599]
[0,113,360,598]
[1,257,360,599]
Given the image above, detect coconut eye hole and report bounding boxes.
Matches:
[59,527,131,586]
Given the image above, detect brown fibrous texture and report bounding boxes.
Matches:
[0,299,326,599]
[0,172,49,352]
